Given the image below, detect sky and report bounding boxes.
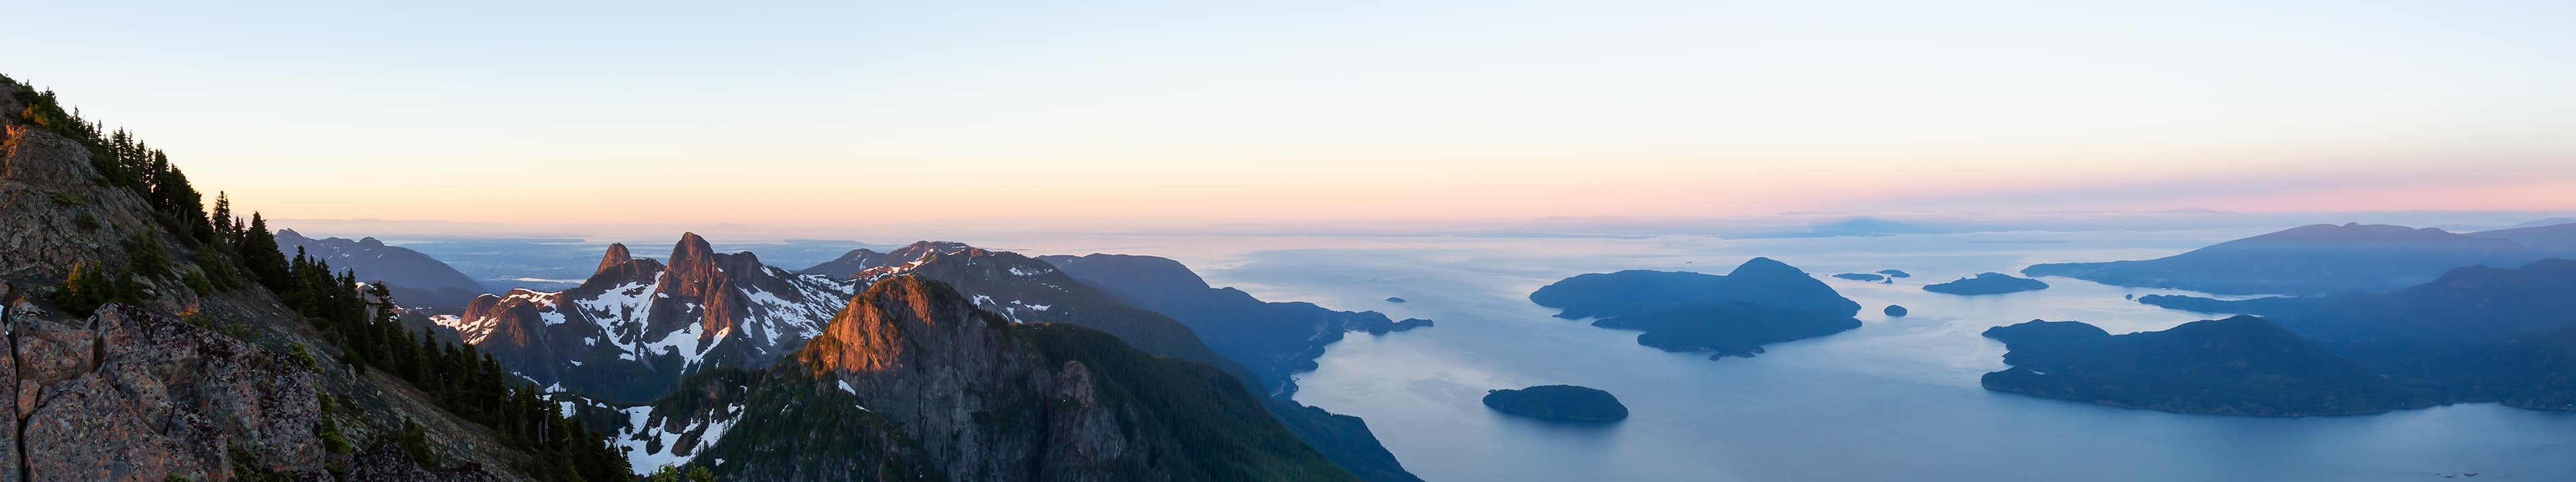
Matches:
[9,1,2575,237]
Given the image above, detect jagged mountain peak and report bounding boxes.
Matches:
[599,242,635,273]
[441,234,859,402]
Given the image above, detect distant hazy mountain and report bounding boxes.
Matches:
[2508,217,2576,229]
[1750,216,1954,238]
[440,233,856,402]
[1529,258,1864,358]
[274,229,488,309]
[2023,222,2567,295]
[1037,253,1431,397]
[2467,222,2576,255]
[2137,258,2576,410]
[1979,317,2424,416]
[794,247,883,278]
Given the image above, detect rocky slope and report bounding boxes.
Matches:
[1,74,586,480]
[1530,258,1865,359]
[440,233,855,403]
[274,229,488,310]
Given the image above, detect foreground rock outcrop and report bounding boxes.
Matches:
[2,301,321,480]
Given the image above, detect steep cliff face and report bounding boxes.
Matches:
[665,276,1358,481]
[442,235,855,403]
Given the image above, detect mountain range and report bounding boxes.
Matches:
[2135,258,2576,410]
[602,277,1361,481]
[435,233,857,403]
[430,237,1424,479]
[2024,222,2576,295]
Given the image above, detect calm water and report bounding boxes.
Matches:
[994,230,2576,481]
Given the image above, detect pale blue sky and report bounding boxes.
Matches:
[11,1,2574,232]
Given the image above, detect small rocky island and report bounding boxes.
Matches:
[1356,317,1434,335]
[1483,385,1629,422]
[1384,297,1407,303]
[1924,273,2049,295]
[1831,273,1886,282]
[1884,305,1907,317]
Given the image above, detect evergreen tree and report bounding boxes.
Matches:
[209,191,233,240]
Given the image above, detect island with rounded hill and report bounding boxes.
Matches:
[1483,385,1629,422]
[1529,258,1865,360]
[1924,273,2049,295]
[1385,297,1407,303]
[1884,305,1907,317]
[1877,269,1912,278]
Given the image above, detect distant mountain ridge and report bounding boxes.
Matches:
[1036,253,1432,397]
[2135,258,2576,410]
[2025,222,2576,295]
[275,228,488,309]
